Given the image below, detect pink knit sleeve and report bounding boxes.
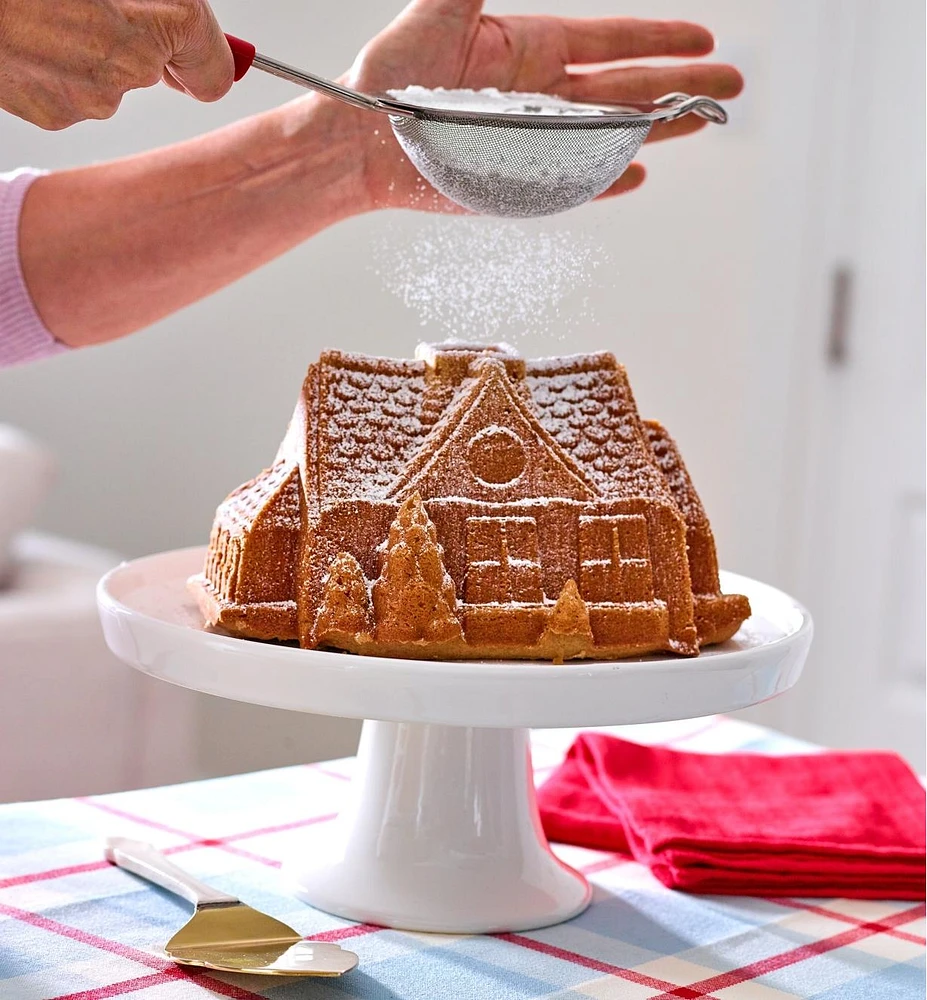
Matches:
[0,168,68,369]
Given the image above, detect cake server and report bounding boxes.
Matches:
[223,34,727,218]
[104,837,358,977]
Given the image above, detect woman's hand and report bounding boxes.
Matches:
[0,0,233,130]
[344,0,743,211]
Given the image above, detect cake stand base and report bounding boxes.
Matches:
[285,721,591,933]
[98,549,812,935]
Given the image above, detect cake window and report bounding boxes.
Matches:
[579,514,654,603]
[465,516,543,604]
[467,426,527,485]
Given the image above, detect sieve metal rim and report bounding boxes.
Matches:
[377,92,727,128]
[233,45,728,127]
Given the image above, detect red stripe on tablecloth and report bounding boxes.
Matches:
[529,717,731,762]
[767,896,926,944]
[0,841,226,890]
[48,968,268,1000]
[166,968,269,999]
[75,798,279,867]
[0,901,169,968]
[0,807,340,890]
[497,932,719,999]
[219,812,340,841]
[77,795,337,847]
[646,903,927,999]
[74,796,205,839]
[0,904,267,999]
[501,903,925,1000]
[0,859,110,889]
[75,798,281,867]
[661,716,725,747]
[185,840,281,867]
[45,970,182,1000]
[5,720,729,893]
[578,853,631,875]
[308,762,352,781]
[307,921,382,942]
[0,837,267,891]
[77,796,340,865]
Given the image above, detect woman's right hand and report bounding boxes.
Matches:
[0,0,234,129]
[345,0,743,213]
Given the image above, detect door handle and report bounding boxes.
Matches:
[827,264,853,367]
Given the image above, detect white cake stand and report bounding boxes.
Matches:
[97,547,812,934]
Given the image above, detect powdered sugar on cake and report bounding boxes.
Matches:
[192,344,751,660]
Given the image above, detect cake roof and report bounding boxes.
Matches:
[278,343,676,510]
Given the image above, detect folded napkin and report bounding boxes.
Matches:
[537,732,926,899]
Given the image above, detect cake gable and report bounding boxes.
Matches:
[387,358,598,503]
[524,354,676,504]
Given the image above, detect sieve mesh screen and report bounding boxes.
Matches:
[390,114,652,218]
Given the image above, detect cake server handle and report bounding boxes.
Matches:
[105,837,239,908]
[224,34,391,114]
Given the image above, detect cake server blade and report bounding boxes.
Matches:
[105,838,358,976]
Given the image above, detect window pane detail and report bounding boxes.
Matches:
[465,562,507,604]
[579,514,654,603]
[466,516,543,604]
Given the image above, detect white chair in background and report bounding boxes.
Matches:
[0,426,359,800]
[0,426,201,801]
[0,425,55,584]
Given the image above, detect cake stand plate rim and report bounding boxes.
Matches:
[96,546,812,728]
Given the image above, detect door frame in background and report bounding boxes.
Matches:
[738,0,926,770]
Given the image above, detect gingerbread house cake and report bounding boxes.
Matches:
[190,343,750,661]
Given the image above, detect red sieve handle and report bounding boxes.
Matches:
[225,34,256,82]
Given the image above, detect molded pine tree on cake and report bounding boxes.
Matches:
[372,493,463,646]
[315,552,374,647]
[539,579,594,663]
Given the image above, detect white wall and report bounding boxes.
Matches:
[1,0,923,768]
[0,0,780,564]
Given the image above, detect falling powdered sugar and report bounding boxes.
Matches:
[372,217,608,343]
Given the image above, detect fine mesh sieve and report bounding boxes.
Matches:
[388,110,652,217]
[227,36,728,218]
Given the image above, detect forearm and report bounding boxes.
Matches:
[19,96,370,347]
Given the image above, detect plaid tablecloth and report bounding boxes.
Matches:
[1,715,923,999]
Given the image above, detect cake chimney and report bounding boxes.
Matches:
[415,341,525,382]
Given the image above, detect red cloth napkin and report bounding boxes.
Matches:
[537,732,926,899]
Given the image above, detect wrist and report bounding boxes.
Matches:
[273,93,380,221]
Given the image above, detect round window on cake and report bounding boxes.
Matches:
[467,426,527,486]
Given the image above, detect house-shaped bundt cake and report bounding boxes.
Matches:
[190,343,750,660]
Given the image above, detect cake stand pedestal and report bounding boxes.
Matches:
[98,547,812,934]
